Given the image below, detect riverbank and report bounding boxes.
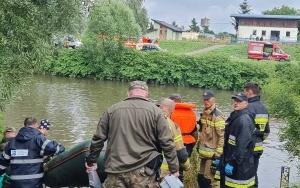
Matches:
[2,75,299,187]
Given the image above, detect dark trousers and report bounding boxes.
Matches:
[185,143,195,157]
[253,154,262,188]
[179,143,195,182]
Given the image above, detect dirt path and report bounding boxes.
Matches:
[185,44,227,55]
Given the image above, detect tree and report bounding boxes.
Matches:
[232,0,252,32]
[172,21,178,27]
[238,0,252,14]
[262,5,300,15]
[86,0,140,38]
[189,18,200,33]
[0,0,82,111]
[203,26,215,35]
[125,0,149,34]
[264,62,300,157]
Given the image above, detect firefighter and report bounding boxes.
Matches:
[196,90,225,188]
[169,94,197,181]
[219,92,255,188]
[244,82,270,188]
[159,98,190,179]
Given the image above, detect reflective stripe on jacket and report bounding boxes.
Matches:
[222,108,255,187]
[247,96,270,154]
[170,103,197,144]
[0,127,65,188]
[161,117,190,177]
[197,104,225,158]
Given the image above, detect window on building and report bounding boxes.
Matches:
[262,30,266,36]
[160,30,162,35]
[252,30,257,35]
[286,31,291,37]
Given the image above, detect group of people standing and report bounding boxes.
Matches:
[86,80,270,188]
[0,118,65,188]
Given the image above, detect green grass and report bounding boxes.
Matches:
[194,44,248,59]
[183,149,198,188]
[159,40,213,54]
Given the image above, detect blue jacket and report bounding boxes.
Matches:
[0,127,65,188]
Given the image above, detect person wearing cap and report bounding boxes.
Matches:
[38,119,51,136]
[196,90,225,188]
[217,92,256,188]
[159,98,190,180]
[244,82,270,188]
[0,127,17,153]
[169,94,197,157]
[169,93,197,182]
[86,80,179,187]
[0,117,65,188]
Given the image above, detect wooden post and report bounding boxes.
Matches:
[280,166,290,188]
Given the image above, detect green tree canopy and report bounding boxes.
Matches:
[86,0,141,37]
[238,0,252,14]
[125,0,148,34]
[189,18,200,33]
[262,5,300,15]
[0,0,83,112]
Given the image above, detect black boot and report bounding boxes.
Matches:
[197,173,211,188]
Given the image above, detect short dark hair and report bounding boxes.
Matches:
[24,117,37,127]
[244,82,260,95]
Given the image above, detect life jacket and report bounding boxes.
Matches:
[170,103,197,144]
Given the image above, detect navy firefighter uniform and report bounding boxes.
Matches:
[0,126,65,188]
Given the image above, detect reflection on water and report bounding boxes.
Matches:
[2,75,299,187]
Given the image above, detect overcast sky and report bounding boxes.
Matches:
[144,0,300,34]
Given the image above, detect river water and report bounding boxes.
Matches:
[2,75,299,187]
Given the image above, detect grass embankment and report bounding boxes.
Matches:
[159,40,213,54]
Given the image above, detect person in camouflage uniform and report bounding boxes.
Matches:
[86,81,179,188]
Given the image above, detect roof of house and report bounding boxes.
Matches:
[230,14,300,20]
[151,19,183,32]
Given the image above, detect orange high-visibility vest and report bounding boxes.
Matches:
[171,103,197,144]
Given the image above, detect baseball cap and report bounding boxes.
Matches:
[231,92,248,102]
[128,81,148,91]
[39,119,51,130]
[4,127,16,133]
[202,90,215,100]
[169,94,182,101]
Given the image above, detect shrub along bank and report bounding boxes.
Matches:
[42,47,274,90]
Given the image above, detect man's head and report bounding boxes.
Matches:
[3,127,17,139]
[169,93,182,103]
[38,119,51,136]
[202,90,215,109]
[231,92,248,111]
[159,98,175,117]
[127,80,149,98]
[244,82,260,98]
[24,117,38,128]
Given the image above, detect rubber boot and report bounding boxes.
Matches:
[197,173,212,188]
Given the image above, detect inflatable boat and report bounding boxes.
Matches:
[43,140,107,187]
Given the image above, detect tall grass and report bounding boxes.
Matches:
[184,149,199,188]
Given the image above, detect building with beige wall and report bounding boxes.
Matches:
[231,14,300,43]
[145,19,183,40]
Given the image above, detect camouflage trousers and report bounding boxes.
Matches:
[103,166,160,188]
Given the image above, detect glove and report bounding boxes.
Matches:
[213,159,220,167]
[225,163,233,176]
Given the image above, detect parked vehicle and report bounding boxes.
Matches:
[64,36,83,49]
[140,44,161,51]
[247,41,290,62]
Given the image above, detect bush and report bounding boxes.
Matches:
[41,47,274,90]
